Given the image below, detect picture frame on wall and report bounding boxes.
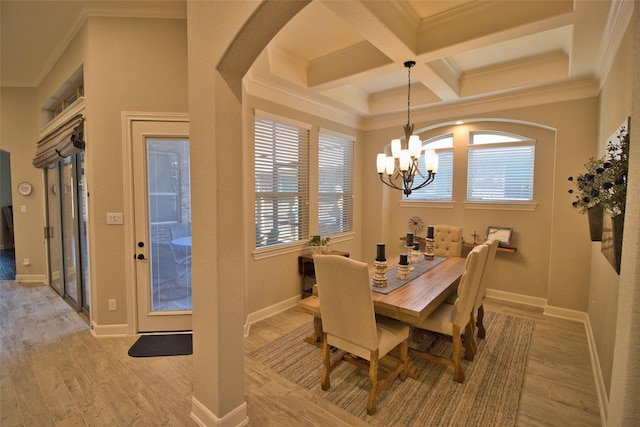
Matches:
[486,226,514,247]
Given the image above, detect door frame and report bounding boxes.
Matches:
[122,112,189,335]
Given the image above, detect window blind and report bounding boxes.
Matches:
[33,114,84,168]
[404,135,453,201]
[318,132,353,235]
[255,116,309,248]
[467,139,535,201]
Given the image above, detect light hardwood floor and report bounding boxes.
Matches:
[1,279,601,426]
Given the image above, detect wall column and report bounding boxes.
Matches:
[186,2,309,425]
[608,4,640,425]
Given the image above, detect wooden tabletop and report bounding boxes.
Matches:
[371,257,466,326]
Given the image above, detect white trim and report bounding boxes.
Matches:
[543,305,589,322]
[191,397,248,427]
[89,321,129,337]
[252,233,355,261]
[463,202,538,211]
[243,294,299,337]
[585,316,609,427]
[14,274,47,284]
[485,289,547,307]
[399,201,455,209]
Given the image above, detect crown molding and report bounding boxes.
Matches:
[594,0,634,88]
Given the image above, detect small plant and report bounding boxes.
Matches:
[568,157,608,213]
[308,235,330,246]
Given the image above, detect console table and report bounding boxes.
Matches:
[297,250,349,297]
[463,242,517,253]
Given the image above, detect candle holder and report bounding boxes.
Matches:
[372,261,388,288]
[424,237,435,260]
[405,245,417,270]
[397,264,410,280]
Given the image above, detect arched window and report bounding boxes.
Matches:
[467,131,535,201]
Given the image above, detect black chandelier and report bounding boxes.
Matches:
[376,61,438,196]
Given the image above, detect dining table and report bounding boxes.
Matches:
[296,256,466,377]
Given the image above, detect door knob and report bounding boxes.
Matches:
[137,242,145,247]
[136,254,146,260]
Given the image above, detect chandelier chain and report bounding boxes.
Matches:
[407,65,411,127]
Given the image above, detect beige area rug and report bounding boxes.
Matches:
[248,312,535,426]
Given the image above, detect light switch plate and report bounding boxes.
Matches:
[107,213,123,225]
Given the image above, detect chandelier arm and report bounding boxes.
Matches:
[412,172,437,191]
[379,173,404,191]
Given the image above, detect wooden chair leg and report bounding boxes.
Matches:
[464,322,477,362]
[321,333,331,390]
[452,325,465,383]
[367,350,380,415]
[477,304,486,339]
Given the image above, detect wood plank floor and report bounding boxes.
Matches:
[1,279,601,426]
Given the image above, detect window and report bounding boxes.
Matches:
[147,150,179,223]
[255,115,309,248]
[318,131,353,235]
[467,132,535,201]
[404,135,453,201]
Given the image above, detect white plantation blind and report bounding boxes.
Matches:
[318,131,353,235]
[254,115,310,248]
[467,132,535,201]
[405,135,453,201]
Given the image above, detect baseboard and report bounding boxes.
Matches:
[14,274,47,284]
[191,396,248,427]
[90,321,129,337]
[584,317,609,426]
[486,288,608,424]
[485,288,547,307]
[243,294,299,337]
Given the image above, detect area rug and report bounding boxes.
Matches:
[128,333,192,357]
[248,312,535,426]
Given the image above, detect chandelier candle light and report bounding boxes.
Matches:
[376,61,438,196]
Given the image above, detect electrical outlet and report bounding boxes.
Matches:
[106,213,123,225]
[108,299,117,311]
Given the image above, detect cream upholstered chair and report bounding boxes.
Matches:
[433,224,463,258]
[472,238,500,340]
[314,255,410,415]
[409,244,488,383]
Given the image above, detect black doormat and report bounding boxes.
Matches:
[128,334,193,357]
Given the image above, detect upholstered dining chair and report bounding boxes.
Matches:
[409,244,488,383]
[314,255,410,415]
[433,224,463,258]
[472,238,500,340]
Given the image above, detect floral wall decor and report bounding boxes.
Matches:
[569,118,629,273]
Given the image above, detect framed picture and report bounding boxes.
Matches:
[486,226,513,247]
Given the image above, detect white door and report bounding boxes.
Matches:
[132,120,191,332]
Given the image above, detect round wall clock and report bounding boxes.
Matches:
[18,181,33,196]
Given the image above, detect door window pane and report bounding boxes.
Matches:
[146,138,192,311]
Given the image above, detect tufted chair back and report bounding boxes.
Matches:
[433,224,463,257]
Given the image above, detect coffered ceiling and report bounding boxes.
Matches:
[1,0,630,125]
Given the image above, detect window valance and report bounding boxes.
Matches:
[32,114,85,168]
